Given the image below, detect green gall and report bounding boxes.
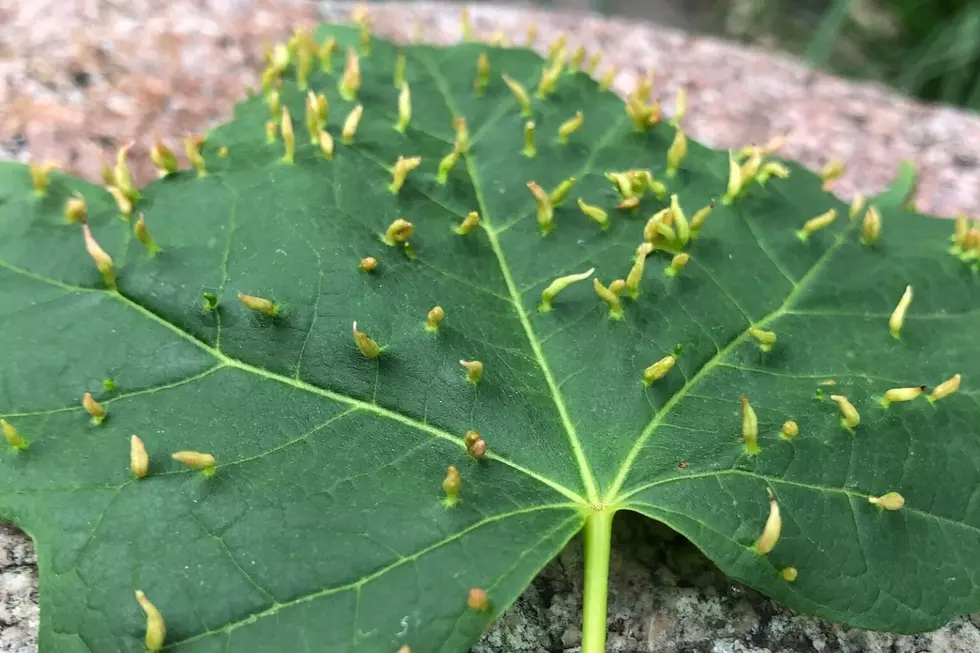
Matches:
[467,587,489,612]
[570,45,586,71]
[455,211,480,235]
[280,106,295,164]
[627,243,654,298]
[889,285,913,339]
[741,395,760,455]
[929,374,961,403]
[383,218,414,246]
[625,95,659,131]
[748,327,777,352]
[849,193,866,220]
[642,355,676,386]
[64,194,87,224]
[150,141,179,176]
[106,185,134,218]
[352,322,381,358]
[503,74,532,117]
[882,386,926,407]
[339,46,361,100]
[593,278,624,320]
[781,420,799,439]
[304,92,319,144]
[342,104,364,144]
[666,129,687,177]
[459,7,474,41]
[666,253,689,277]
[394,51,406,88]
[539,267,594,312]
[269,42,289,72]
[460,360,483,384]
[670,194,690,245]
[296,43,313,90]
[172,450,216,476]
[546,33,567,60]
[599,66,616,91]
[830,394,861,430]
[722,150,743,205]
[527,182,554,234]
[395,82,412,133]
[319,37,337,72]
[549,177,577,207]
[796,208,837,241]
[134,213,161,256]
[202,292,218,311]
[183,135,207,177]
[474,53,490,95]
[690,201,715,235]
[523,121,537,158]
[617,196,640,211]
[317,128,334,160]
[757,161,791,184]
[525,24,538,46]
[754,490,781,554]
[464,430,481,449]
[28,160,56,195]
[780,567,798,582]
[82,391,106,424]
[390,155,422,193]
[820,159,845,190]
[443,465,461,507]
[135,590,166,652]
[217,146,228,158]
[130,435,149,479]
[453,117,470,153]
[437,146,460,184]
[536,60,562,100]
[82,223,116,289]
[265,120,277,144]
[557,111,584,143]
[113,143,139,203]
[577,199,608,230]
[102,378,117,391]
[426,306,445,331]
[861,205,882,245]
[267,89,281,121]
[671,87,687,126]
[237,292,279,317]
[1,419,27,451]
[869,492,905,511]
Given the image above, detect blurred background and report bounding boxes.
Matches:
[446,0,980,113]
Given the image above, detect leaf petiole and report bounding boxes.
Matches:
[581,507,615,653]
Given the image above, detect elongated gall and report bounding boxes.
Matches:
[881,386,925,407]
[889,285,913,339]
[741,395,760,454]
[468,587,490,612]
[749,327,776,352]
[781,420,798,439]
[1,420,27,451]
[527,182,554,234]
[353,322,381,358]
[130,435,149,479]
[443,465,461,507]
[643,355,676,386]
[172,451,216,475]
[426,306,445,331]
[237,292,278,317]
[869,492,905,511]
[929,374,961,403]
[796,209,837,241]
[460,360,483,384]
[539,268,595,311]
[456,211,480,235]
[135,590,166,651]
[830,394,860,429]
[754,490,781,554]
[593,278,623,319]
[384,218,414,245]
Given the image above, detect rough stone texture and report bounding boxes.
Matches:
[2,1,979,652]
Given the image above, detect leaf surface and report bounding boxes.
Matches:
[1,24,979,653]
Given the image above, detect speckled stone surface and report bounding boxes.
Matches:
[2,2,979,652]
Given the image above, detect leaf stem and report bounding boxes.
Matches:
[581,508,614,653]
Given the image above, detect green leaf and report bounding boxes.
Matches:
[2,23,979,653]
